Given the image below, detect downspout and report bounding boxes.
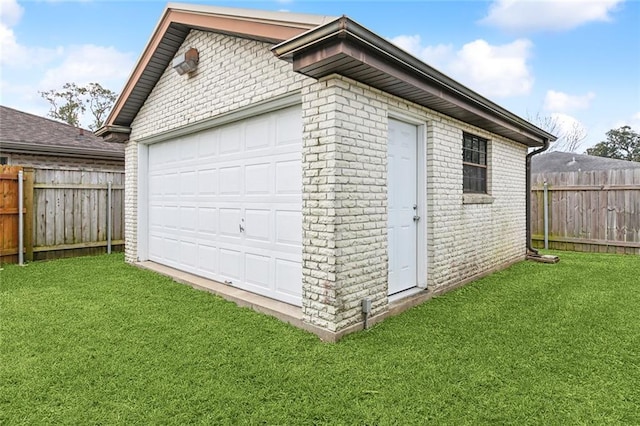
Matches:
[525,138,550,258]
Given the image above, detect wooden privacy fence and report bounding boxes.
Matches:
[531,168,640,254]
[0,166,124,265]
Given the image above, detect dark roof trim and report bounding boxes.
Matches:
[272,17,557,147]
[95,125,131,143]
[99,3,335,141]
[2,141,125,161]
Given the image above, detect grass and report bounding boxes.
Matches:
[1,252,639,424]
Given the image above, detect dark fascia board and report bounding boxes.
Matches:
[272,17,557,147]
[1,140,125,161]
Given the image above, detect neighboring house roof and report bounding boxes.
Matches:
[0,105,124,160]
[99,3,556,148]
[532,151,640,173]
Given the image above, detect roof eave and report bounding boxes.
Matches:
[272,17,557,148]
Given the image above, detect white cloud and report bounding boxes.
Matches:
[0,0,134,128]
[544,90,595,112]
[390,35,454,70]
[551,112,587,133]
[40,44,134,89]
[549,112,589,151]
[481,0,623,32]
[0,0,62,68]
[613,112,640,130]
[0,0,22,27]
[389,35,534,98]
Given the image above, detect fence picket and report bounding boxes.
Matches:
[532,168,640,254]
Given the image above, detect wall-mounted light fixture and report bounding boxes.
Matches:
[172,48,199,75]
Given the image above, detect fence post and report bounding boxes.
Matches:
[543,181,549,250]
[107,181,112,254]
[23,168,34,262]
[18,170,24,265]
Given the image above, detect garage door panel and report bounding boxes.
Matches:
[150,139,178,165]
[245,163,270,195]
[219,208,242,238]
[275,210,301,246]
[197,131,218,158]
[179,171,197,195]
[197,244,218,274]
[219,126,243,155]
[164,238,180,263]
[219,248,242,282]
[148,105,302,306]
[245,253,271,289]
[197,169,218,195]
[149,203,164,227]
[245,116,272,151]
[164,173,179,196]
[198,207,217,234]
[275,258,302,299]
[179,206,197,231]
[275,108,302,146]
[276,160,301,194]
[179,135,198,160]
[149,235,164,259]
[179,240,198,267]
[244,209,270,242]
[219,166,242,195]
[164,206,179,229]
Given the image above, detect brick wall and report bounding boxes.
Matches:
[124,141,138,262]
[303,74,527,332]
[129,30,308,141]
[301,78,389,332]
[126,29,528,335]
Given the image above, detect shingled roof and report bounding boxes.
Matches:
[0,105,123,160]
[532,151,640,173]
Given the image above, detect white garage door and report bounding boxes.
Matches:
[147,106,303,306]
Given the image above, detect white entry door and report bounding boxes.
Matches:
[387,118,418,295]
[147,106,303,306]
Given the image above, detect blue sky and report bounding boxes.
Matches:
[1,0,638,152]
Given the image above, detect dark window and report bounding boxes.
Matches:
[462,133,487,193]
[0,157,8,165]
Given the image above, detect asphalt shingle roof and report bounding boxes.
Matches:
[0,105,124,157]
[532,151,640,173]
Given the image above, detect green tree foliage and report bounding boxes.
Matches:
[39,82,117,130]
[586,126,640,162]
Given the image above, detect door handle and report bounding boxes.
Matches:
[413,215,420,222]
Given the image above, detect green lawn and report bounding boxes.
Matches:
[1,252,639,424]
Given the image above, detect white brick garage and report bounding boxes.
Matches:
[98,4,556,341]
[144,106,303,306]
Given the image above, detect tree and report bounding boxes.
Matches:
[586,126,640,162]
[527,112,587,153]
[39,82,117,130]
[39,83,85,128]
[84,83,118,130]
